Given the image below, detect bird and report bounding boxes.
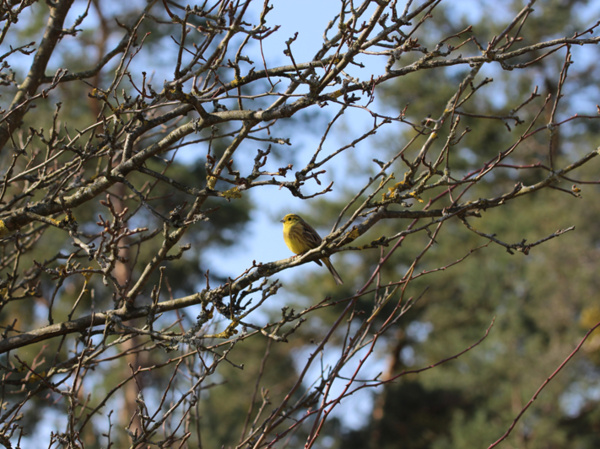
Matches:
[280,213,343,285]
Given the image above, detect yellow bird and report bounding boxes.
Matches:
[280,214,343,285]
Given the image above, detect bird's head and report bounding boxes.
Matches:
[280,214,302,225]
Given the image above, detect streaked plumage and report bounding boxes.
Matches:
[280,213,343,285]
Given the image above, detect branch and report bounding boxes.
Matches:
[0,0,76,151]
[488,320,600,449]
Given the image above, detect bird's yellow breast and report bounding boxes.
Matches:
[283,222,313,254]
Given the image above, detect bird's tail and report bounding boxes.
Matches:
[323,257,343,285]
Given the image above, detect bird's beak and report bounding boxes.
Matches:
[279,219,284,223]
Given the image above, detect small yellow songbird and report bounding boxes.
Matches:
[280,214,343,285]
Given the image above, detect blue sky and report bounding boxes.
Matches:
[205,0,389,283]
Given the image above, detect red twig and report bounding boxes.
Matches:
[488,320,600,448]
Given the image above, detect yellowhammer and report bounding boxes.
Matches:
[280,213,343,285]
